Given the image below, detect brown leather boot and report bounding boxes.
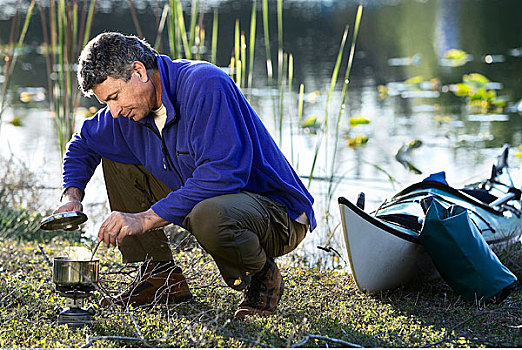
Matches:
[100,261,193,307]
[234,257,284,318]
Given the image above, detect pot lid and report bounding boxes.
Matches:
[40,211,88,231]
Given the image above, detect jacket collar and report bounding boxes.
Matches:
[157,55,178,125]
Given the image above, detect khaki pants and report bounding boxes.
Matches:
[102,158,308,290]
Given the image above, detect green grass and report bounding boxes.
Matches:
[1,235,521,348]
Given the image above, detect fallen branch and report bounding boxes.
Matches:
[293,333,363,348]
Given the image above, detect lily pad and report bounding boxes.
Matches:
[349,116,370,126]
[463,73,490,87]
[302,115,318,128]
[404,75,423,86]
[444,49,467,60]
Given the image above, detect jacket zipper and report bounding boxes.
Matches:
[140,122,185,186]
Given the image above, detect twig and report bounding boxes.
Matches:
[37,244,52,266]
[299,333,363,348]
[81,335,150,348]
[235,337,273,348]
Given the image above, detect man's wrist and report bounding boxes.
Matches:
[141,208,169,232]
[61,187,84,203]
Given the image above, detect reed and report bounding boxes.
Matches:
[323,5,364,248]
[234,19,240,87]
[188,0,199,56]
[277,0,283,87]
[126,0,143,38]
[261,0,273,84]
[288,53,294,164]
[297,83,304,127]
[327,5,364,200]
[247,0,256,91]
[154,4,170,52]
[0,0,35,128]
[210,9,218,64]
[307,25,349,187]
[166,0,204,60]
[39,0,97,158]
[168,0,180,58]
[240,32,247,87]
[174,0,190,58]
[277,52,288,145]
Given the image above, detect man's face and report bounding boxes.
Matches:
[92,68,156,122]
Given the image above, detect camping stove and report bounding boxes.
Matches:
[55,286,96,329]
[53,257,99,329]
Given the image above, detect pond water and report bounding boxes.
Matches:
[1,0,521,268]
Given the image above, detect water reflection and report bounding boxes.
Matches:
[0,0,521,268]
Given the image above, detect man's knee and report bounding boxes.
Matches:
[183,196,232,249]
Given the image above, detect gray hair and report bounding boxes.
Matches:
[77,32,158,96]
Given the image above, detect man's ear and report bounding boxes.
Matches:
[133,61,149,82]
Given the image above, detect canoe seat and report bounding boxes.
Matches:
[377,213,422,232]
[460,188,497,204]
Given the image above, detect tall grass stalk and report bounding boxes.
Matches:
[126,0,143,38]
[327,5,363,199]
[168,0,179,58]
[277,0,283,87]
[307,25,349,187]
[40,0,97,158]
[173,0,190,59]
[210,9,218,64]
[188,0,199,56]
[240,32,247,88]
[288,54,294,164]
[277,52,287,145]
[154,4,170,51]
[234,19,240,87]
[247,0,256,91]
[323,5,363,248]
[275,0,286,146]
[196,26,204,60]
[0,0,35,128]
[261,0,273,84]
[297,83,304,126]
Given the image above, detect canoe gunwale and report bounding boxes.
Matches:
[391,180,502,215]
[338,196,419,244]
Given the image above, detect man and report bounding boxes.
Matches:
[54,32,316,318]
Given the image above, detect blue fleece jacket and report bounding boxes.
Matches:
[63,56,316,231]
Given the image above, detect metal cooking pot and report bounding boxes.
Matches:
[53,257,99,294]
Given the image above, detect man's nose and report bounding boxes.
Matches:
[107,102,122,118]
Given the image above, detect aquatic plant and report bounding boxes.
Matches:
[323,4,364,247]
[168,0,201,60]
[452,73,507,113]
[441,48,470,67]
[0,0,35,130]
[38,0,97,158]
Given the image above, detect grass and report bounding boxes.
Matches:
[0,233,521,348]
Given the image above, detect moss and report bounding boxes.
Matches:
[0,237,521,347]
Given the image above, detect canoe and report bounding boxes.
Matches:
[338,145,522,293]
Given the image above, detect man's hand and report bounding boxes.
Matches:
[53,187,84,230]
[53,200,83,214]
[97,208,169,248]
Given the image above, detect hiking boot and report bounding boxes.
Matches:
[234,257,284,318]
[100,261,193,307]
